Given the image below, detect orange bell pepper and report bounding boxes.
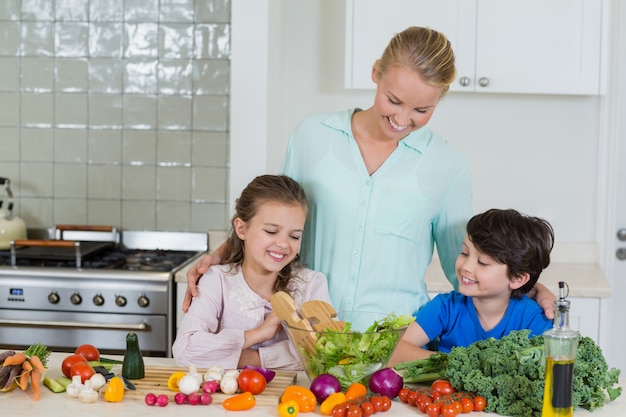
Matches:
[281,385,317,412]
[320,392,347,415]
[222,391,256,411]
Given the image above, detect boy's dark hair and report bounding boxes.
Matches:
[466,208,554,298]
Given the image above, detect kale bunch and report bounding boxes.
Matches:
[395,330,622,417]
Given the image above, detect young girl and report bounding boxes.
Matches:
[172,175,331,370]
[389,209,555,365]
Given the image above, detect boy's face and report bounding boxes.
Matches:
[455,236,517,299]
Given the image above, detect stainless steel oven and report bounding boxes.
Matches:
[0,226,207,357]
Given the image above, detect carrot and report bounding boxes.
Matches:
[28,355,46,373]
[3,352,26,367]
[22,360,33,372]
[31,368,41,400]
[18,369,31,391]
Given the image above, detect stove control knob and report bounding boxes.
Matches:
[48,292,60,304]
[70,293,82,305]
[116,295,127,307]
[137,295,150,308]
[93,294,105,306]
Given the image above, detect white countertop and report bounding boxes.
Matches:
[1,352,623,417]
[175,242,611,298]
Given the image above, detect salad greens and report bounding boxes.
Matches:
[394,330,622,417]
[304,312,414,388]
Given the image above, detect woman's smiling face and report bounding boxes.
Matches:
[371,65,443,140]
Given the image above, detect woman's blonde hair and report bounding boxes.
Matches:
[374,26,456,95]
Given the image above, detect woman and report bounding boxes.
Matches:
[184,26,555,317]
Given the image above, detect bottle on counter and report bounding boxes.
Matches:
[541,281,579,417]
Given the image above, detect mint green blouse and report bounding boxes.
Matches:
[281,109,472,316]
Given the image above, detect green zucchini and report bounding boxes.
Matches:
[121,332,145,379]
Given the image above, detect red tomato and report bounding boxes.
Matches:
[380,396,392,412]
[451,400,462,414]
[236,369,267,395]
[360,401,374,417]
[426,402,442,417]
[441,403,459,417]
[61,354,89,378]
[75,344,100,361]
[406,390,419,406]
[70,361,96,383]
[417,395,432,412]
[460,397,474,413]
[369,396,384,413]
[431,379,456,395]
[397,387,410,403]
[346,404,362,417]
[331,403,349,417]
[473,395,487,412]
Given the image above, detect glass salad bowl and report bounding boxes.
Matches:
[282,310,412,388]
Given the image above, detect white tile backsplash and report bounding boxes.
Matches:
[1,0,231,233]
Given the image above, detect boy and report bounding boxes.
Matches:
[388,208,554,365]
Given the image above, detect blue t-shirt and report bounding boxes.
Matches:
[416,291,552,353]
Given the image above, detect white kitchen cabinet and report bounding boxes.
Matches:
[345,0,603,95]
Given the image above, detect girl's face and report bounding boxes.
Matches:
[234,201,307,274]
[455,236,523,299]
[371,65,443,141]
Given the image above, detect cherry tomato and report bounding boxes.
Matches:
[70,361,96,383]
[441,403,459,417]
[74,344,100,361]
[380,396,392,412]
[451,400,462,414]
[426,402,442,417]
[473,395,487,412]
[460,397,474,413]
[61,354,89,378]
[332,403,349,417]
[346,404,363,417]
[397,387,411,403]
[237,369,267,395]
[431,379,456,395]
[360,401,374,417]
[406,390,419,406]
[417,394,433,412]
[369,396,384,413]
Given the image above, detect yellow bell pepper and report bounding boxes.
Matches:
[278,399,300,417]
[104,377,125,402]
[320,392,347,415]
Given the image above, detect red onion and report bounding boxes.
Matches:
[368,368,403,399]
[242,365,276,383]
[309,373,342,403]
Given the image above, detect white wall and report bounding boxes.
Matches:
[262,0,600,244]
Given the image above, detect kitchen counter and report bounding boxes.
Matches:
[2,352,623,416]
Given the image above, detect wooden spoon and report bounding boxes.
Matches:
[271,291,317,355]
[300,300,345,332]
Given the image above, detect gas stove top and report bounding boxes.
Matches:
[0,247,200,271]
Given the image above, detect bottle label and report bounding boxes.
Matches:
[550,361,574,408]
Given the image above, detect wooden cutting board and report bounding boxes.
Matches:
[99,366,297,406]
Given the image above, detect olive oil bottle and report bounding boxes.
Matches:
[541,281,578,417]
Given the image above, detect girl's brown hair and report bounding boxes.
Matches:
[374,26,457,96]
[222,175,308,293]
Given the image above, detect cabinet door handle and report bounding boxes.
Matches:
[459,76,471,87]
[478,77,490,87]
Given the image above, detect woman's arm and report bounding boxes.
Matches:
[527,281,556,320]
[182,240,229,313]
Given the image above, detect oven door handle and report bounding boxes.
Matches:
[0,318,147,331]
